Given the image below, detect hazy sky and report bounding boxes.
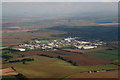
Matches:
[2,2,118,17]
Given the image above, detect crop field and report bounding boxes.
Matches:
[1,67,19,76]
[84,49,119,62]
[2,29,65,47]
[3,55,118,78]
[63,47,108,53]
[52,50,112,66]
[97,23,119,26]
[17,50,112,66]
[64,71,118,79]
[2,75,19,80]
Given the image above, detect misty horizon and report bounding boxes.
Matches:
[2,2,118,18]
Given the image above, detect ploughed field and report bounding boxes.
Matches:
[63,48,119,62]
[19,50,112,66]
[64,71,118,79]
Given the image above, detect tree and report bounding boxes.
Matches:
[22,60,26,64]
[81,47,84,50]
[2,55,13,61]
[72,62,77,66]
[21,55,25,57]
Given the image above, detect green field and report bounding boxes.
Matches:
[3,55,118,78]
[2,76,19,80]
[85,49,119,62]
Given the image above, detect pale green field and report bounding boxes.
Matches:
[3,55,118,78]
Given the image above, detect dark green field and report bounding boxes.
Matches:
[2,76,19,80]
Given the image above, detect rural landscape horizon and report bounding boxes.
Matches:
[1,2,119,80]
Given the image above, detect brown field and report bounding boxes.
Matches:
[5,26,21,29]
[1,67,19,76]
[96,23,119,26]
[2,17,67,47]
[18,50,112,66]
[2,30,65,47]
[32,20,66,28]
[63,47,107,53]
[65,71,118,79]
[3,29,39,33]
[8,57,33,61]
[0,47,8,49]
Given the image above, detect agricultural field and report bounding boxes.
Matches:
[2,29,65,47]
[2,76,19,80]
[52,50,112,66]
[2,16,71,47]
[49,25,118,41]
[63,47,108,53]
[3,55,118,78]
[63,42,119,64]
[84,49,119,62]
[2,48,119,79]
[2,40,119,79]
[64,71,118,79]
[16,50,112,66]
[2,2,119,79]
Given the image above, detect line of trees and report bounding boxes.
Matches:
[8,58,34,64]
[61,50,83,54]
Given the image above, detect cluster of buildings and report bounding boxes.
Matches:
[18,37,105,50]
[12,48,26,51]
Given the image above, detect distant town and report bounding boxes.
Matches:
[16,37,105,51]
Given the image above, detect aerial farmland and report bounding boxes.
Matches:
[2,2,119,80]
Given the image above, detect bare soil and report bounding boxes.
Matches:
[1,67,19,76]
[65,71,118,78]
